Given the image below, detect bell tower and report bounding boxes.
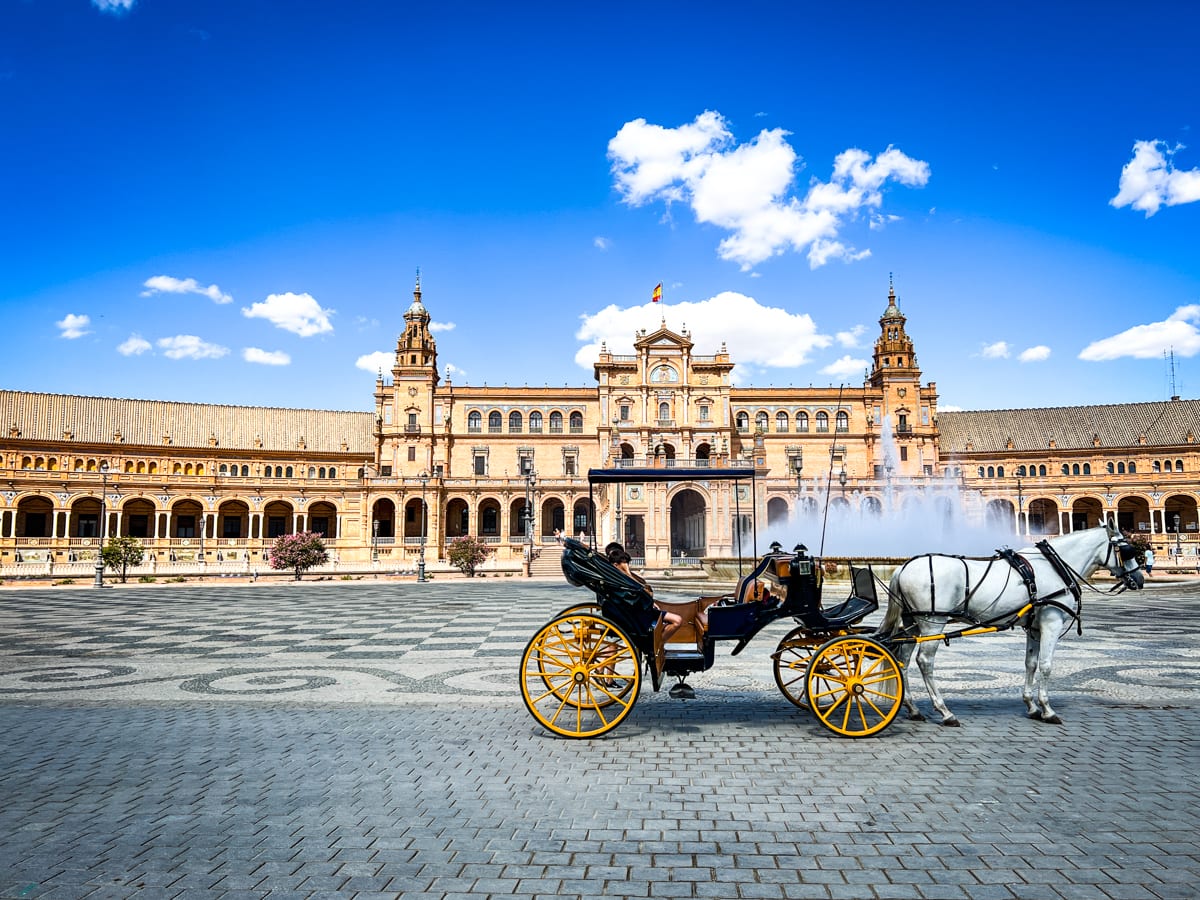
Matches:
[374,271,441,479]
[869,276,921,388]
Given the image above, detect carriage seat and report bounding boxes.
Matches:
[559,538,656,612]
[795,565,878,630]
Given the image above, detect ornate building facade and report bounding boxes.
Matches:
[2,277,1197,577]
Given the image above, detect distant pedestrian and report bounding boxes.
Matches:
[1144,548,1154,576]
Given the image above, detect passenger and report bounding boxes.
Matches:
[605,542,687,641]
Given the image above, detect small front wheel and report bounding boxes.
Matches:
[520,613,641,738]
[804,636,903,738]
[772,627,825,709]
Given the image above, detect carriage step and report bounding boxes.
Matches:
[664,649,704,662]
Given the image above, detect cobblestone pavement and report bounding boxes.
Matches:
[0,578,1197,899]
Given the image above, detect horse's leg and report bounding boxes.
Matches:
[1031,609,1068,724]
[1022,627,1041,718]
[892,640,924,721]
[913,621,959,727]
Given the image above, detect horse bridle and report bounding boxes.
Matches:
[1104,534,1143,594]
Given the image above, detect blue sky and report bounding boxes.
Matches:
[3,0,1199,413]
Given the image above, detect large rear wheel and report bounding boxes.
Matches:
[520,613,641,738]
[804,636,903,738]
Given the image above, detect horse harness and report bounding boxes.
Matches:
[912,543,1085,638]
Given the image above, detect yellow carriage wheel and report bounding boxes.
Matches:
[772,627,826,709]
[804,636,904,738]
[520,613,641,738]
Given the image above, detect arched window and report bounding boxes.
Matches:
[1128,462,1136,473]
[987,466,995,478]
[219,464,228,475]
[1038,465,1047,476]
[467,411,482,433]
[1117,462,1125,474]
[240,465,249,476]
[308,467,316,478]
[755,411,769,432]
[1061,464,1069,475]
[816,411,829,433]
[835,411,849,433]
[1072,464,1080,475]
[264,467,272,478]
[776,412,789,432]
[1107,462,1115,474]
[1153,460,1161,472]
[1163,459,1172,472]
[736,412,749,431]
[488,411,502,433]
[285,466,293,478]
[529,411,542,433]
[1177,459,1185,472]
[569,411,583,432]
[328,467,336,478]
[275,466,283,477]
[997,465,1005,477]
[1016,465,1026,476]
[659,401,670,422]
[173,463,182,474]
[978,467,986,478]
[797,412,809,433]
[549,411,563,433]
[509,411,523,433]
[1082,463,1091,475]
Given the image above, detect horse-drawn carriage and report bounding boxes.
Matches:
[518,465,1147,739]
[518,465,907,738]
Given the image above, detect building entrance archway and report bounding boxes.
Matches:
[670,488,706,557]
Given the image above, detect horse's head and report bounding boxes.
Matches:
[1104,523,1145,592]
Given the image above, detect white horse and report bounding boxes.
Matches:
[877,523,1144,726]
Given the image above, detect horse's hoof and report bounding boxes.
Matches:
[1040,714,1063,725]
[940,718,961,728]
[907,712,926,722]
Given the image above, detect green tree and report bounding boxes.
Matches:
[101,535,145,584]
[447,535,491,577]
[268,531,329,580]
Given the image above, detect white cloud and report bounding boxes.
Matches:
[429,320,456,333]
[355,351,392,374]
[574,291,831,372]
[1079,305,1200,360]
[141,275,232,304]
[608,111,929,270]
[1111,141,1200,216]
[939,404,964,413]
[156,335,229,360]
[243,347,290,366]
[445,362,467,379]
[241,292,333,337]
[820,355,869,379]
[594,236,612,250]
[92,0,134,13]
[117,334,151,356]
[980,341,1010,359]
[1018,345,1051,363]
[56,313,91,339]
[835,325,866,348]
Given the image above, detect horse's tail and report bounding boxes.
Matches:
[876,561,914,638]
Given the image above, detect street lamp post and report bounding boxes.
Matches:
[1016,476,1024,537]
[1175,513,1182,561]
[792,456,804,517]
[93,461,110,588]
[839,467,847,498]
[417,472,429,583]
[371,519,379,563]
[524,466,537,574]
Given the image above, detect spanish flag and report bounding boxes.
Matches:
[651,283,663,303]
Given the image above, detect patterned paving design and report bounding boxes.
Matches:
[1,578,1198,714]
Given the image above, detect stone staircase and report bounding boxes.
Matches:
[529,547,564,579]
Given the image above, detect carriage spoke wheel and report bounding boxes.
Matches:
[520,613,641,738]
[804,636,904,738]
[772,627,825,709]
